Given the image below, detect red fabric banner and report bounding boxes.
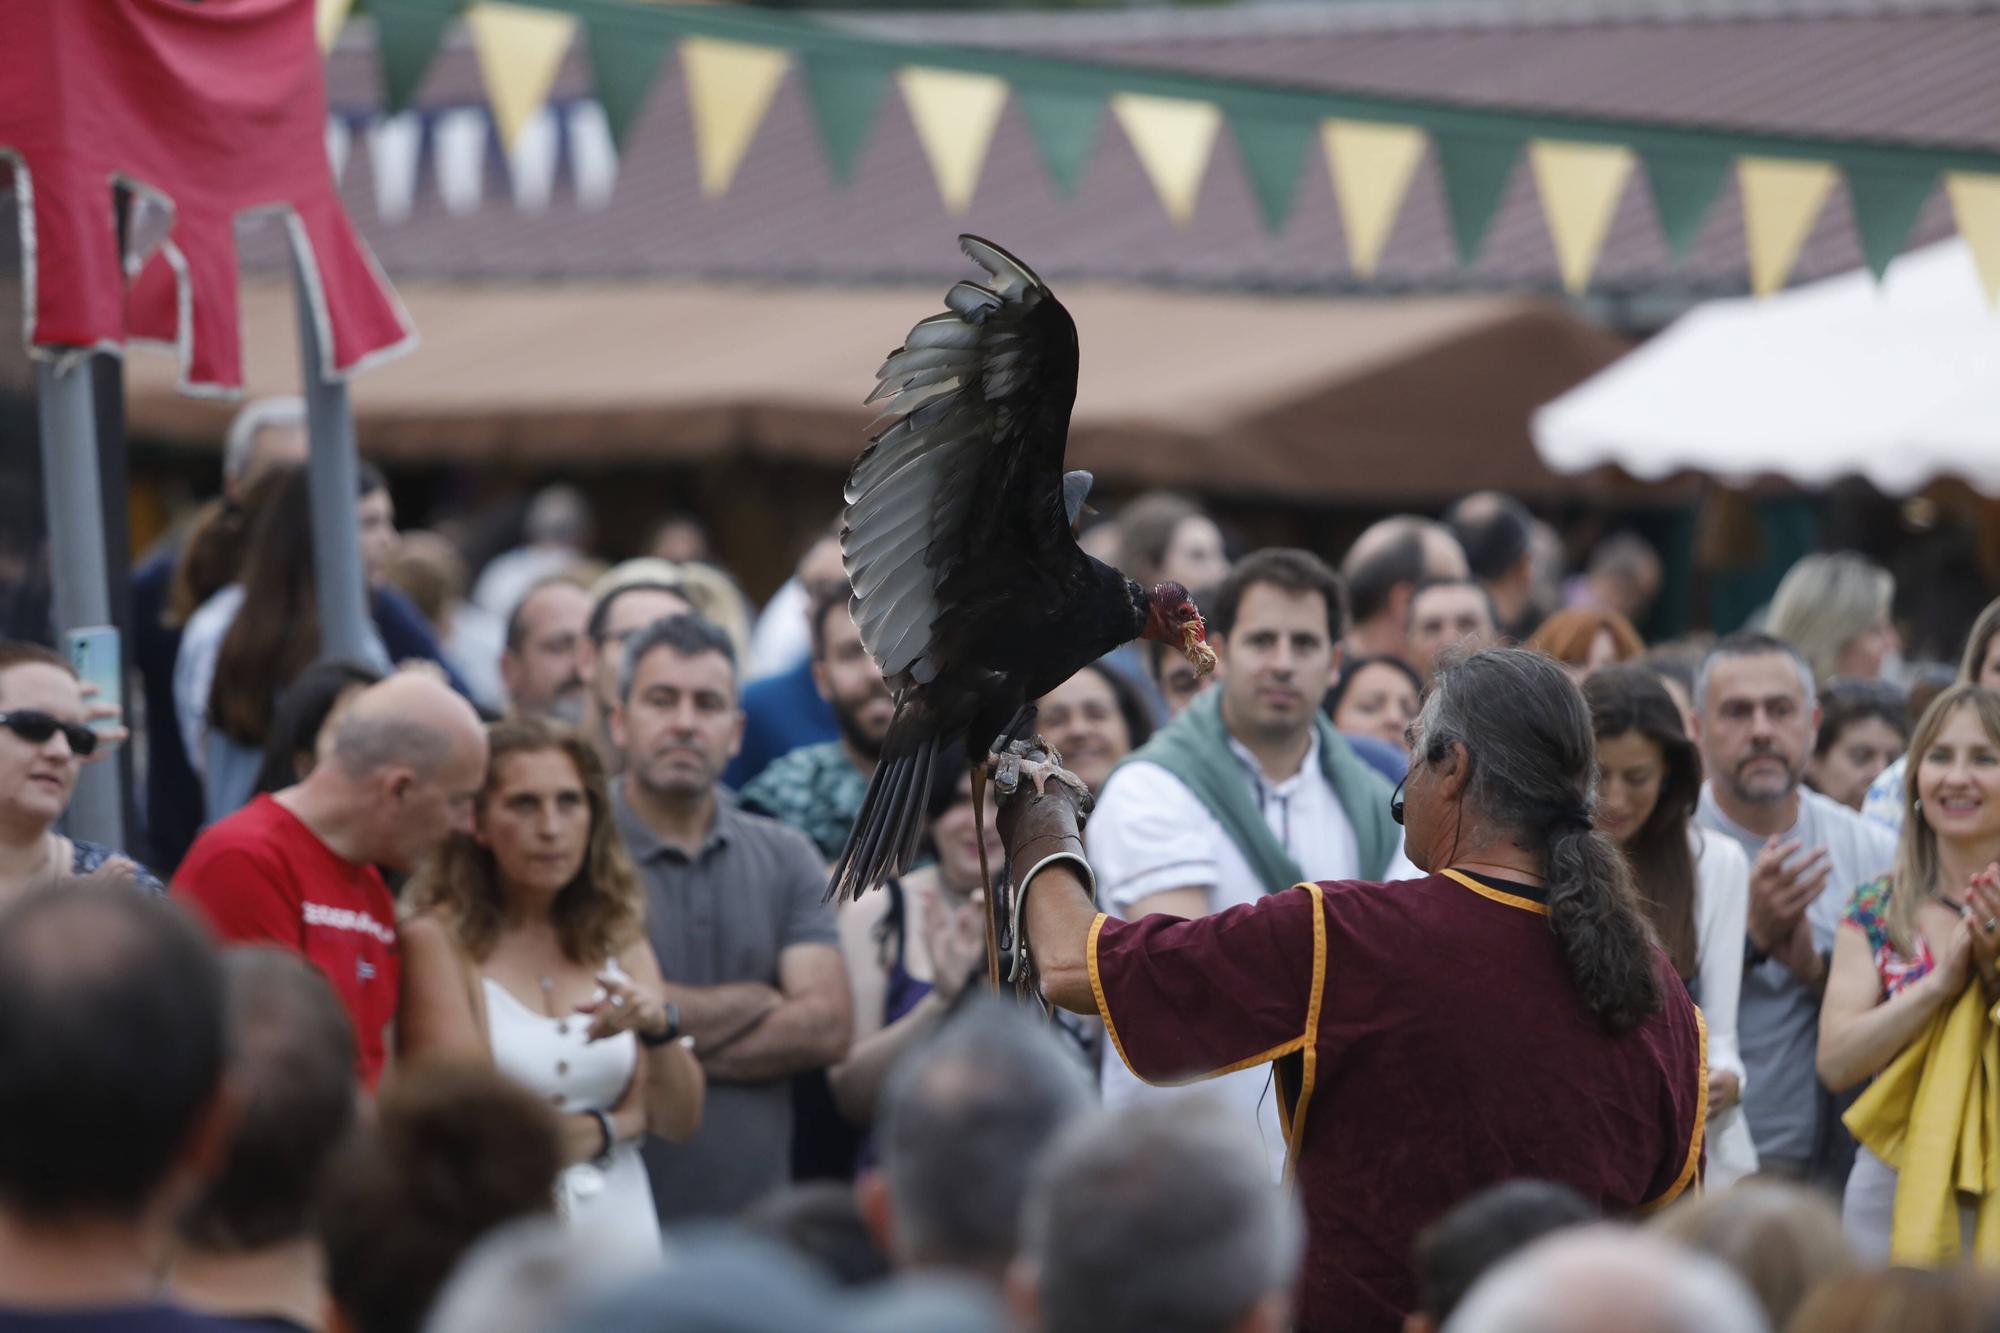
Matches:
[0,0,413,394]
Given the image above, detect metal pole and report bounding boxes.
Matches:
[35,355,124,849]
[289,246,371,663]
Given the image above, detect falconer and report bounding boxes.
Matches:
[995,648,1707,1333]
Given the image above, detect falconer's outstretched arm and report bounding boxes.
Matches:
[991,742,1099,1014]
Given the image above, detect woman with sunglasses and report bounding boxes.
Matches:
[0,641,160,899]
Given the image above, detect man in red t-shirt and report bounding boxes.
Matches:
[175,672,486,1089]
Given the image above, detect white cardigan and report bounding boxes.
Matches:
[1691,825,1759,1183]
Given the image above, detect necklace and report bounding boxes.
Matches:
[538,975,570,1036]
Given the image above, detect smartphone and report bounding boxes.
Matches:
[64,625,122,734]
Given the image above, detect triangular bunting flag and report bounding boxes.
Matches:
[1738,156,1836,296]
[1111,93,1222,225]
[1945,172,2000,306]
[1638,148,1732,261]
[1844,160,1937,280]
[1322,119,1425,278]
[1433,128,1525,264]
[1528,139,1636,294]
[802,57,891,187]
[316,0,354,52]
[372,0,454,113]
[898,67,1009,212]
[582,17,673,152]
[1230,111,1315,234]
[466,2,579,153]
[680,37,790,197]
[1017,87,1103,199]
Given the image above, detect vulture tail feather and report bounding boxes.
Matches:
[828,724,939,902]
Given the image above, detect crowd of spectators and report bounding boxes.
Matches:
[5,396,2000,1333]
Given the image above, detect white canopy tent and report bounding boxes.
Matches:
[1533,241,2000,495]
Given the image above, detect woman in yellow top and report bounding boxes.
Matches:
[1819,684,2000,1262]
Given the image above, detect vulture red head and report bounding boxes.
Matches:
[1141,582,1217,677]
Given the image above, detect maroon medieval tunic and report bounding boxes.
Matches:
[1087,869,1707,1333]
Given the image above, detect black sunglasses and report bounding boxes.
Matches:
[0,710,99,757]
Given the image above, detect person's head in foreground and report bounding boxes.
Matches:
[172,949,358,1326]
[1009,1097,1303,1333]
[1807,678,1910,811]
[861,999,1093,1284]
[1441,1225,1767,1333]
[0,880,229,1312]
[1765,552,1899,686]
[1401,648,1664,1032]
[1403,1179,1597,1333]
[424,1217,662,1333]
[561,1229,1004,1333]
[1648,1178,1851,1332]
[1783,1264,1995,1333]
[317,1062,562,1333]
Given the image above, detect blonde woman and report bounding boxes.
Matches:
[1818,684,2000,1261]
[1765,553,1899,686]
[400,717,703,1247]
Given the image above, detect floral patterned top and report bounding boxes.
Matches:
[1840,877,1933,999]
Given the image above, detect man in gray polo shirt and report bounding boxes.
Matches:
[1691,631,1896,1187]
[610,614,852,1222]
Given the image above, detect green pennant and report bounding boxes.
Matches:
[1638,147,1732,261]
[1229,111,1314,234]
[581,18,673,153]
[369,0,457,115]
[801,56,890,187]
[1017,87,1103,199]
[1843,160,1938,280]
[1432,129,1523,264]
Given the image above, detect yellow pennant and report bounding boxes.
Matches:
[1737,156,1837,297]
[1109,94,1222,225]
[466,2,579,153]
[315,0,354,52]
[898,68,1010,213]
[1945,172,2000,307]
[680,38,791,197]
[1321,119,1426,279]
[1529,140,1636,294]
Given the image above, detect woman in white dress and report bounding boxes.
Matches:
[399,717,703,1252]
[1585,667,1758,1183]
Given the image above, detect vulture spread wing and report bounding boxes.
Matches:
[842,235,1081,695]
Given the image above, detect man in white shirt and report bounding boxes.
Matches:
[1086,549,1419,1179]
[1690,631,1895,1186]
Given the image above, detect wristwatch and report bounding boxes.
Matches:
[638,1001,681,1048]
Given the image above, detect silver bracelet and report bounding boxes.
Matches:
[1008,851,1096,984]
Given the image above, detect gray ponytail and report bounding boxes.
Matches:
[1418,649,1664,1032]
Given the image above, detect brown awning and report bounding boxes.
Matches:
[122,279,1634,504]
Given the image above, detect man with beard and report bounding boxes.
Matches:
[1691,632,1895,1186]
[1086,549,1418,1180]
[609,614,851,1220]
[499,575,592,721]
[739,582,894,862]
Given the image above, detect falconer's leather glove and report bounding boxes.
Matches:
[990,740,1095,899]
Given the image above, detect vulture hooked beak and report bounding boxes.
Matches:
[1145,583,1217,678]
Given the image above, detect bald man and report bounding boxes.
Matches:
[1340,516,1469,663]
[174,671,487,1088]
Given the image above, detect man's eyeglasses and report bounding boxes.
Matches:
[0,710,99,757]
